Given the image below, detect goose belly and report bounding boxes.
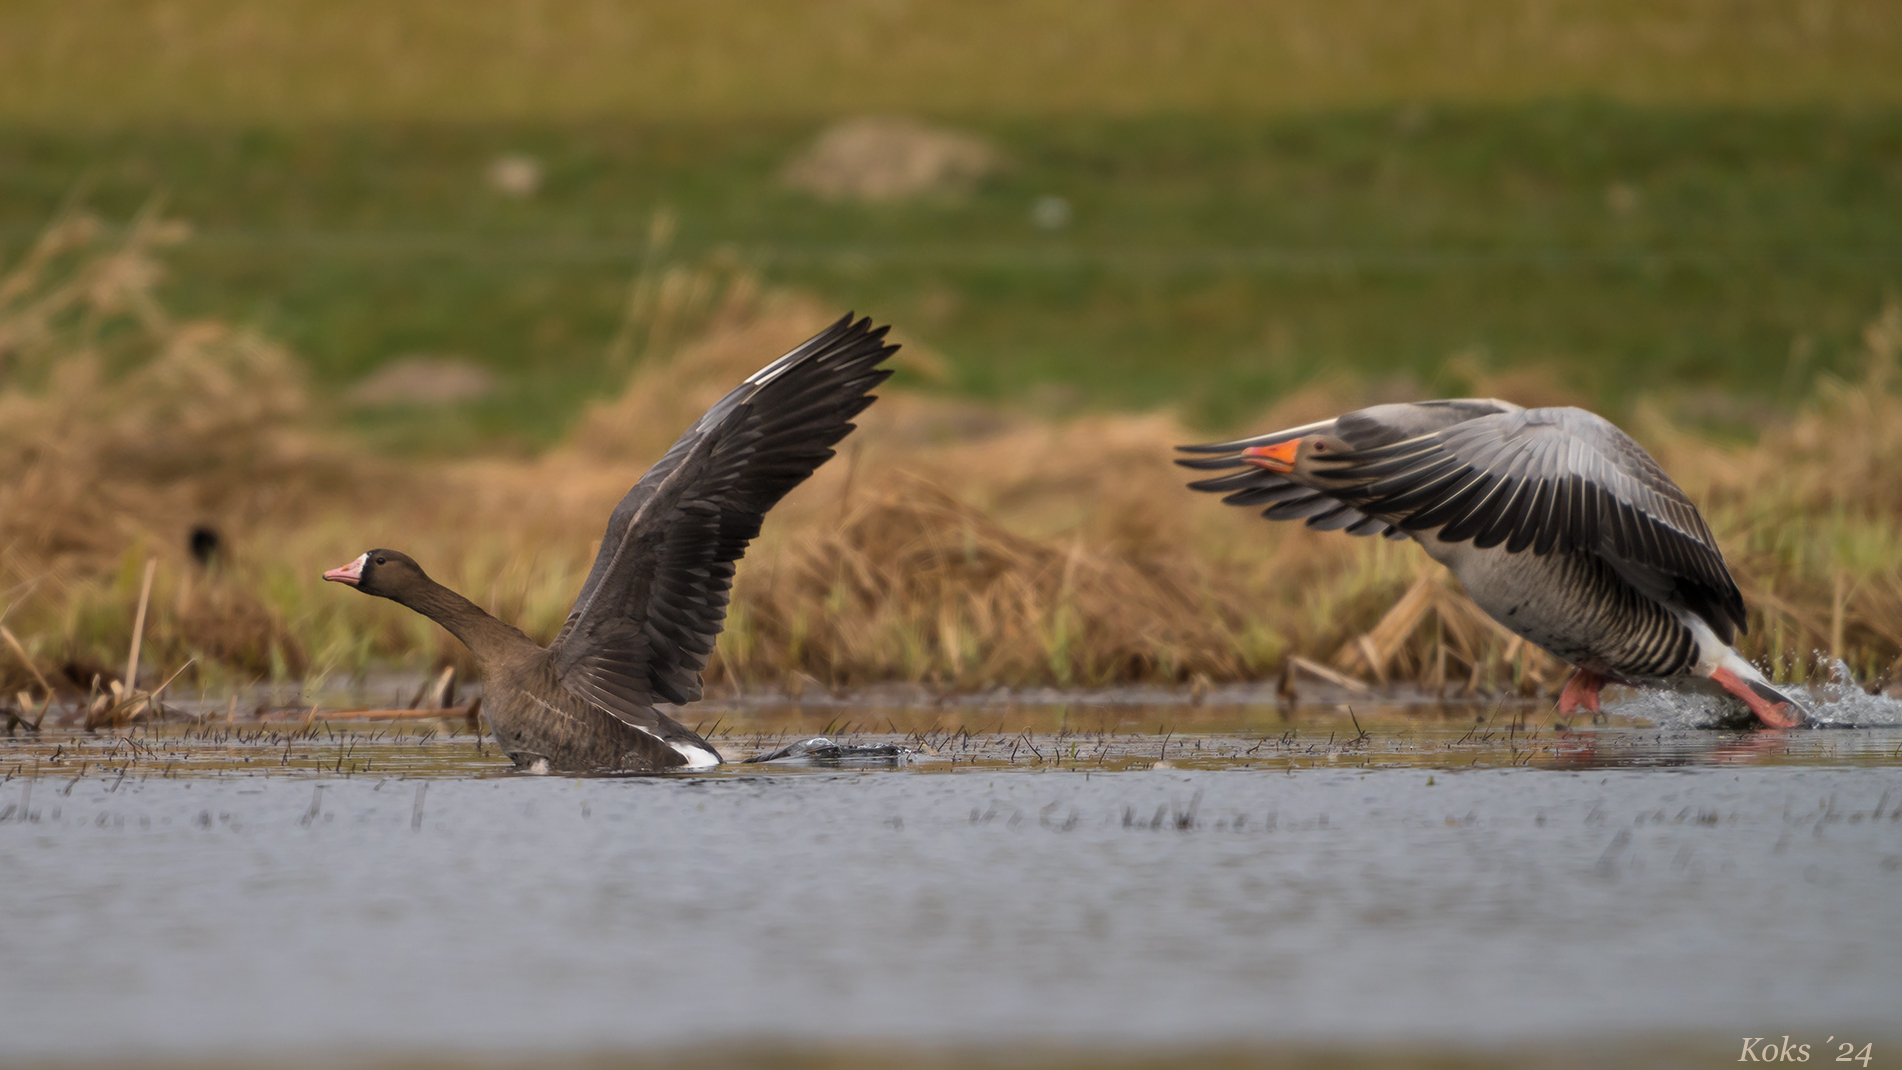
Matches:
[483,683,697,772]
[1415,535,1699,680]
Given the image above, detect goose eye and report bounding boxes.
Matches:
[1311,441,1327,453]
[375,556,387,565]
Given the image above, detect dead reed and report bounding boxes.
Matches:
[5,208,1902,705]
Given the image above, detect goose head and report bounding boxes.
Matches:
[1242,433,1354,483]
[323,549,432,601]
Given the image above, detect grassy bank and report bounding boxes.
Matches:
[2,104,1900,444]
[4,213,1902,706]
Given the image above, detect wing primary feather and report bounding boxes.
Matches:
[1438,472,1518,545]
[1541,465,1567,557]
[1472,476,1530,550]
[1406,471,1496,532]
[1576,481,1599,553]
[1357,455,1462,499]
[1265,492,1349,521]
[551,314,896,724]
[1335,441,1444,480]
[1176,417,1340,455]
[1343,514,1388,537]
[1177,455,1250,471]
[1360,458,1469,515]
[1508,479,1549,554]
[1304,503,1368,531]
[1223,483,1316,507]
[1185,470,1283,493]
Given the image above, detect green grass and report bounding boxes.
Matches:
[4,102,1901,445]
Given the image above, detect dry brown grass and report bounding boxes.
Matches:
[1646,304,1902,682]
[5,211,1902,705]
[0,208,363,688]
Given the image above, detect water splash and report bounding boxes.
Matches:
[1803,659,1902,727]
[1616,688,1749,730]
[1616,660,1902,729]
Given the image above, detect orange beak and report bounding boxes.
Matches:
[1242,439,1301,473]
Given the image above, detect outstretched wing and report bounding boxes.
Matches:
[1320,406,1747,640]
[1183,466,1408,538]
[548,314,896,720]
[1176,400,1520,541]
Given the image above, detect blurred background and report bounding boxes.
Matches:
[4,0,1902,702]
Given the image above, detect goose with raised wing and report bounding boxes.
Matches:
[1179,399,1807,727]
[324,314,898,771]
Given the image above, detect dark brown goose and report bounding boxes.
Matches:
[1179,399,1807,728]
[324,314,897,771]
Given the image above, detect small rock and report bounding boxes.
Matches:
[487,155,543,198]
[782,117,1002,202]
[1031,195,1072,230]
[347,357,495,408]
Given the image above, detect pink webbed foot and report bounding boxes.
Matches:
[1709,667,1808,729]
[1556,668,1608,715]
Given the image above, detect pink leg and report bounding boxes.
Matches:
[1557,668,1607,715]
[1709,667,1807,729]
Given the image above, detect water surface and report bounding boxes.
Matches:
[3,699,1898,1069]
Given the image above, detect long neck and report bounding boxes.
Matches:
[393,578,538,666]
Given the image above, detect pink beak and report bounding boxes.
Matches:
[323,553,366,586]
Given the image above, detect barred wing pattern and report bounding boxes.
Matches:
[1175,400,1520,541]
[1178,401,1746,643]
[1321,406,1746,641]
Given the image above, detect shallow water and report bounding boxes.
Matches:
[2,699,1899,1068]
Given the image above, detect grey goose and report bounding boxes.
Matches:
[324,315,898,771]
[1179,399,1807,728]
